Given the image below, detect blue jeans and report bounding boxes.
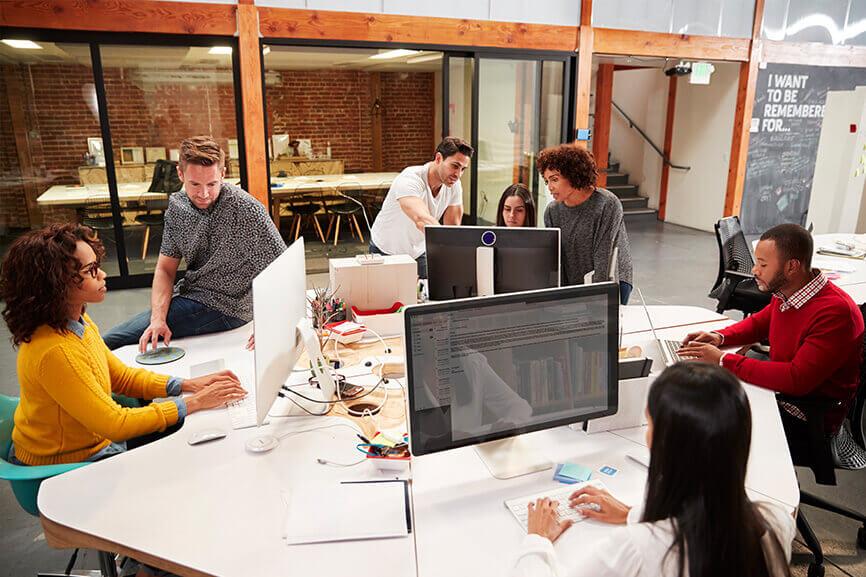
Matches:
[102,296,247,350]
[368,240,427,279]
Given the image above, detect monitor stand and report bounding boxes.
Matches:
[474,435,552,480]
[476,246,495,297]
[271,322,338,418]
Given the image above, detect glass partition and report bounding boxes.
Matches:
[0,40,122,275]
[99,44,240,275]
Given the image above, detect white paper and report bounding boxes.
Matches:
[284,481,409,545]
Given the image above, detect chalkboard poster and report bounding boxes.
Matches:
[741,64,866,235]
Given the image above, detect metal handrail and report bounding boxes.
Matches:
[611,100,690,171]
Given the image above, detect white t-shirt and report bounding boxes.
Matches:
[511,499,795,577]
[370,163,462,259]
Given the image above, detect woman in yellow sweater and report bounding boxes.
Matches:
[1,224,247,465]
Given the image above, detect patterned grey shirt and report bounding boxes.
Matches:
[160,183,286,322]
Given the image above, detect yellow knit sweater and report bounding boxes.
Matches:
[12,314,179,465]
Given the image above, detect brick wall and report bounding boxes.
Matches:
[1,64,434,231]
[266,69,435,173]
[0,63,239,230]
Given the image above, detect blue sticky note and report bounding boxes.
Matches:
[558,463,592,482]
[553,464,578,484]
[599,466,618,477]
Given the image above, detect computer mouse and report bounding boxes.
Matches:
[187,428,227,446]
[245,434,279,454]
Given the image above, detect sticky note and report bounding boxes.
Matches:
[599,466,619,477]
[558,463,593,483]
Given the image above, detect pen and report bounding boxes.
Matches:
[357,434,371,444]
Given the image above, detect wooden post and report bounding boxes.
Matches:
[592,63,613,187]
[574,0,594,149]
[658,75,678,221]
[3,65,43,228]
[237,4,268,208]
[723,0,765,217]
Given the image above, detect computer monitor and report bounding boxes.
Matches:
[404,282,619,479]
[252,237,336,429]
[425,225,560,301]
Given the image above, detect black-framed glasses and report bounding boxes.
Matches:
[80,262,101,279]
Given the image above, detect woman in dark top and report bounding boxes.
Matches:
[497,183,537,228]
[537,144,633,304]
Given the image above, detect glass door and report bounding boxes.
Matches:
[443,53,570,226]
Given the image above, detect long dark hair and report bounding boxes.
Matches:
[496,183,536,227]
[643,363,788,577]
[0,224,104,346]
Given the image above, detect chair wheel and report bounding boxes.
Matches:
[808,562,825,577]
[859,526,866,549]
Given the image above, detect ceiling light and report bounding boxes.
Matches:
[208,46,233,55]
[406,53,442,64]
[2,39,42,50]
[369,49,419,60]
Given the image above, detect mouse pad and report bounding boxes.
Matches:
[135,346,186,365]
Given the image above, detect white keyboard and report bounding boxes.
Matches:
[504,479,606,531]
[227,395,258,430]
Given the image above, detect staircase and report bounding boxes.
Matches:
[605,160,658,222]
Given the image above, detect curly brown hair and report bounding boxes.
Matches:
[535,144,598,190]
[1,224,105,346]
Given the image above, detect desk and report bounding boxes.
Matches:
[269,172,398,228]
[37,307,798,577]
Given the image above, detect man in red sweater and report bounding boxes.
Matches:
[679,224,863,457]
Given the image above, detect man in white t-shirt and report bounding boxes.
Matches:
[369,137,473,278]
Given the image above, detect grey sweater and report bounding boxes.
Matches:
[543,188,633,287]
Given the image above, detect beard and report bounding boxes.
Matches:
[757,270,787,293]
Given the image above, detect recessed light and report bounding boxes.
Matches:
[369,49,419,60]
[208,46,233,55]
[2,39,42,50]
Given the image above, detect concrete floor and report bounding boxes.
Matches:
[1,219,864,576]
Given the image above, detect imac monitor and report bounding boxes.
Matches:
[252,237,336,427]
[425,225,560,301]
[404,282,619,478]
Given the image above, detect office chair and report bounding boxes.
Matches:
[708,216,771,316]
[280,193,326,243]
[775,303,866,577]
[0,394,137,577]
[79,204,117,242]
[324,189,366,246]
[134,195,170,260]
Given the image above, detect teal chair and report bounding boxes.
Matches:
[0,395,88,515]
[0,394,122,576]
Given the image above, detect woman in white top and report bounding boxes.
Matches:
[512,363,796,577]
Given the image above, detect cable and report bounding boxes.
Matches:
[281,376,385,405]
[316,457,366,467]
[275,421,364,442]
[363,326,393,354]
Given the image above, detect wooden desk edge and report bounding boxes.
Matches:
[41,507,215,577]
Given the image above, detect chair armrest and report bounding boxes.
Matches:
[776,394,840,485]
[723,270,755,282]
[0,459,88,482]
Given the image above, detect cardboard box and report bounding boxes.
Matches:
[329,254,417,314]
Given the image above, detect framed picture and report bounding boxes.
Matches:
[297,138,312,158]
[228,138,239,160]
[145,146,166,163]
[272,133,290,159]
[120,146,145,165]
[87,137,105,166]
[169,148,180,161]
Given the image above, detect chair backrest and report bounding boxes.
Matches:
[0,394,17,458]
[717,216,755,274]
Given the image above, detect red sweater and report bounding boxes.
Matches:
[718,282,863,429]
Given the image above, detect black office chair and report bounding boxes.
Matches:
[79,203,117,244]
[708,216,772,316]
[776,303,866,577]
[324,189,366,247]
[280,193,325,243]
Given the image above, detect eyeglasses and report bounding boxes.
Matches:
[80,262,101,279]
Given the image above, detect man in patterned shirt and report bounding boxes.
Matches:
[103,136,286,351]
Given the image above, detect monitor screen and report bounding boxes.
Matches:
[404,283,619,456]
[425,226,559,300]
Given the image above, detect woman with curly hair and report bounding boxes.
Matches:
[537,144,633,303]
[497,183,537,228]
[1,224,246,466]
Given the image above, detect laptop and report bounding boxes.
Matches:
[635,287,685,367]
